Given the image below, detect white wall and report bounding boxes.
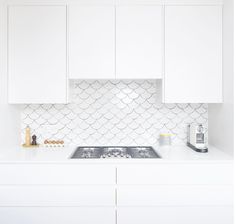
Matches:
[0,4,21,149]
[208,0,234,155]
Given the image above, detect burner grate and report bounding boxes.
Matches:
[70,146,161,159]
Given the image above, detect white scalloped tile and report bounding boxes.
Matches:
[110,126,120,135]
[109,116,121,125]
[128,122,139,130]
[66,122,78,130]
[74,128,84,135]
[92,132,103,140]
[134,96,146,105]
[134,117,145,125]
[122,88,133,95]
[130,112,139,120]
[115,122,126,130]
[21,80,208,145]
[80,92,91,101]
[128,101,139,109]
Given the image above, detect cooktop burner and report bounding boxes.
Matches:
[70,146,161,159]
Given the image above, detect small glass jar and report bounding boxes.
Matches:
[159,133,172,146]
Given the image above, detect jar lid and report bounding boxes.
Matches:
[160,133,172,137]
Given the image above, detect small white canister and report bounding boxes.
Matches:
[159,133,172,146]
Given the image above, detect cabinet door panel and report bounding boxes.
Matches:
[0,164,116,185]
[69,6,115,79]
[0,186,115,206]
[118,207,233,224]
[0,207,115,224]
[164,6,222,103]
[8,6,67,103]
[117,164,233,185]
[117,185,233,206]
[116,6,163,79]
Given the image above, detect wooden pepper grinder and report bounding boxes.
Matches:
[31,135,37,146]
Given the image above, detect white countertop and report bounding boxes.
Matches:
[0,145,232,164]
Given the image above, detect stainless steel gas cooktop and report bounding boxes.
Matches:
[70,146,161,159]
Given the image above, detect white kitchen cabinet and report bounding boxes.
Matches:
[0,162,233,224]
[117,185,233,206]
[0,207,115,224]
[117,207,233,224]
[8,5,67,104]
[164,6,222,103]
[0,164,116,184]
[0,186,115,206]
[117,163,233,224]
[117,163,233,185]
[69,6,115,79]
[116,6,163,79]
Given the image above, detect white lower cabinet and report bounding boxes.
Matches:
[117,207,233,224]
[0,186,115,206]
[0,164,116,184]
[0,163,233,224]
[0,207,115,224]
[116,163,233,224]
[117,164,233,185]
[117,185,233,206]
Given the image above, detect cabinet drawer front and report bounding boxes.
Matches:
[0,164,115,185]
[0,207,115,224]
[118,207,233,224]
[0,186,115,206]
[117,185,233,206]
[117,164,233,185]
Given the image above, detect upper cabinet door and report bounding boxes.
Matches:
[116,6,163,79]
[164,6,222,103]
[8,6,67,104]
[69,6,115,79]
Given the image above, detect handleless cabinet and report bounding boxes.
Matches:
[164,6,222,103]
[116,163,233,224]
[0,162,233,224]
[116,6,163,79]
[117,163,233,185]
[0,186,115,206]
[117,185,233,206]
[69,6,115,79]
[6,4,224,102]
[0,208,115,224]
[117,207,233,224]
[0,164,116,224]
[0,164,116,184]
[8,5,67,104]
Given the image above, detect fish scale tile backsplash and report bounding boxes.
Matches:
[21,80,208,146]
